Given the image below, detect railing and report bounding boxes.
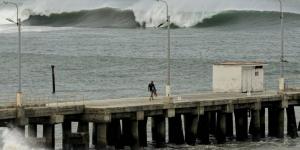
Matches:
[22,94,86,107]
[286,78,300,91]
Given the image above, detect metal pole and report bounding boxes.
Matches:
[278,0,286,91]
[158,0,171,96]
[3,2,22,106]
[51,65,56,94]
[279,0,284,78]
[18,17,21,93]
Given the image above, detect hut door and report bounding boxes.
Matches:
[242,67,252,93]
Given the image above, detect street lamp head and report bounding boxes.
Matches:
[3,1,8,4]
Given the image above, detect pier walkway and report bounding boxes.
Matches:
[0,90,300,149]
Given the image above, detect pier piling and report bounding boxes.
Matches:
[235,109,248,141]
[95,123,107,149]
[138,119,148,147]
[152,116,166,148]
[129,120,139,149]
[197,112,210,144]
[276,108,285,138]
[63,121,72,150]
[43,124,55,149]
[225,113,233,138]
[250,109,261,141]
[287,105,298,138]
[168,114,184,144]
[77,122,89,149]
[28,124,37,137]
[107,119,123,148]
[260,108,265,138]
[268,107,276,137]
[184,113,199,145]
[209,111,217,135]
[216,111,226,144]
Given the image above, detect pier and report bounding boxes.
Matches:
[0,90,299,149]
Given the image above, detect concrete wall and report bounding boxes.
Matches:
[213,65,242,92]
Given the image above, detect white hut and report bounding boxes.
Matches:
[213,61,266,93]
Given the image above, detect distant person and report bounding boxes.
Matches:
[148,81,157,100]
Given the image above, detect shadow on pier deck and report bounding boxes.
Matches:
[0,90,300,149]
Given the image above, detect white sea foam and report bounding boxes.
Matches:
[0,128,43,150]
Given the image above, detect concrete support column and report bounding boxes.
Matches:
[287,105,298,138]
[234,109,248,141]
[129,120,139,150]
[92,123,97,146]
[168,114,184,144]
[225,113,233,138]
[260,108,265,138]
[43,124,55,149]
[77,122,89,150]
[151,116,166,148]
[197,112,210,144]
[63,121,71,150]
[216,111,226,144]
[122,119,131,146]
[107,120,123,149]
[138,119,148,147]
[28,124,37,137]
[276,108,285,138]
[95,123,107,150]
[250,109,261,141]
[209,111,217,135]
[184,114,199,145]
[77,122,89,133]
[268,107,276,137]
[16,126,25,136]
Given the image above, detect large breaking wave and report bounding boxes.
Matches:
[23,7,140,28]
[194,10,300,28]
[22,8,300,29]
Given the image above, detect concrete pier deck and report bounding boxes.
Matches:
[0,90,299,149]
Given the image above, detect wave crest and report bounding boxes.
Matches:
[23,8,300,29]
[23,7,140,28]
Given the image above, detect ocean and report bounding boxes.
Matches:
[0,0,300,149]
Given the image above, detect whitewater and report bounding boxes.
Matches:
[1,0,300,28]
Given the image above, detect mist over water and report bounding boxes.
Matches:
[0,128,43,150]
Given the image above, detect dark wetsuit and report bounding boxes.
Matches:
[148,82,157,100]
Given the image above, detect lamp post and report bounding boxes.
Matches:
[278,0,286,91]
[3,1,22,106]
[156,0,171,97]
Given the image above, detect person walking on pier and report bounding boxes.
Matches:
[148,81,157,100]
